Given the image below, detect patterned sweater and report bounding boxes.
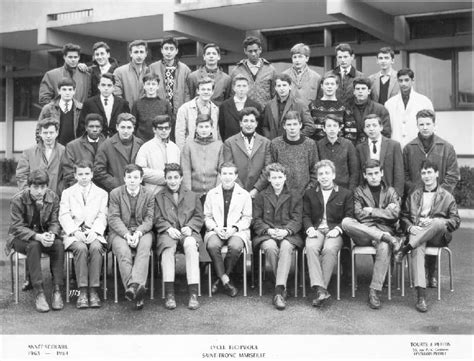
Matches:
[270,135,319,196]
[309,99,357,144]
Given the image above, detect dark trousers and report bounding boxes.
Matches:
[13,238,64,289]
[206,234,244,279]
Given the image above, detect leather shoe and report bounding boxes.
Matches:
[76,291,89,309]
[188,294,200,310]
[428,276,438,288]
[89,291,101,308]
[22,279,33,291]
[211,279,220,294]
[394,251,404,264]
[416,297,428,312]
[223,282,238,297]
[135,299,144,310]
[165,294,177,310]
[312,289,331,308]
[368,288,381,309]
[35,291,50,313]
[135,284,146,303]
[125,283,138,301]
[51,286,64,311]
[273,294,286,310]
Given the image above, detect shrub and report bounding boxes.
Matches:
[453,166,474,208]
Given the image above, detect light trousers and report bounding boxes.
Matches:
[260,239,295,287]
[67,239,106,288]
[161,236,200,284]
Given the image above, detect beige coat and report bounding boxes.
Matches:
[204,183,252,252]
[59,183,108,249]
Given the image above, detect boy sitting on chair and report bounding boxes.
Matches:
[8,169,64,312]
[108,164,155,309]
[59,160,108,309]
[154,163,211,310]
[253,163,303,310]
[341,159,401,310]
[396,160,460,313]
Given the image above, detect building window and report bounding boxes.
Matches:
[409,13,472,39]
[13,77,42,120]
[457,50,473,106]
[409,50,453,110]
[0,78,5,122]
[266,29,324,51]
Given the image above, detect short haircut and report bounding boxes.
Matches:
[195,113,213,126]
[321,73,339,85]
[324,114,342,126]
[243,36,262,49]
[58,77,76,89]
[128,39,147,52]
[397,68,415,79]
[275,73,292,85]
[152,115,171,128]
[335,43,354,55]
[364,113,382,125]
[284,110,301,123]
[420,160,439,173]
[265,162,287,178]
[219,161,238,174]
[92,41,110,53]
[353,77,372,89]
[62,43,81,56]
[73,160,93,173]
[161,37,179,49]
[315,159,336,174]
[124,163,143,177]
[84,113,104,127]
[164,163,183,177]
[142,72,160,84]
[232,74,250,86]
[28,169,49,186]
[116,113,136,126]
[378,46,394,59]
[203,43,221,55]
[38,118,59,131]
[100,72,115,85]
[290,43,310,57]
[416,109,436,123]
[239,107,260,121]
[197,76,214,89]
[363,159,381,173]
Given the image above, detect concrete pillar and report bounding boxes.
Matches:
[5,66,14,158]
[324,28,333,73]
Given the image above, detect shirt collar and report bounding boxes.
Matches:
[246,59,262,69]
[126,187,140,197]
[59,98,71,109]
[87,135,99,143]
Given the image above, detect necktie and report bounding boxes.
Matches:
[372,141,377,154]
[104,97,108,106]
[64,101,69,113]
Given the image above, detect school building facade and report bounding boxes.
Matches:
[0,0,472,164]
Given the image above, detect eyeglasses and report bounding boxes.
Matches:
[156,126,171,131]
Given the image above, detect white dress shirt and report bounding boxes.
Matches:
[101,95,114,125]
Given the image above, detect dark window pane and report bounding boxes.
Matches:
[458,50,474,105]
[332,27,357,44]
[0,78,5,122]
[267,30,324,51]
[409,51,453,110]
[13,77,42,120]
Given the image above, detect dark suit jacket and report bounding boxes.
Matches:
[154,186,211,262]
[252,185,303,249]
[62,134,106,188]
[77,94,130,137]
[93,133,143,192]
[107,185,154,244]
[356,136,404,196]
[218,97,262,141]
[262,94,314,140]
[303,185,353,232]
[223,132,271,192]
[347,98,391,143]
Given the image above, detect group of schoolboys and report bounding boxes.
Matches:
[8,36,460,316]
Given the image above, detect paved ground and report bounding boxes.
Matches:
[0,186,473,335]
